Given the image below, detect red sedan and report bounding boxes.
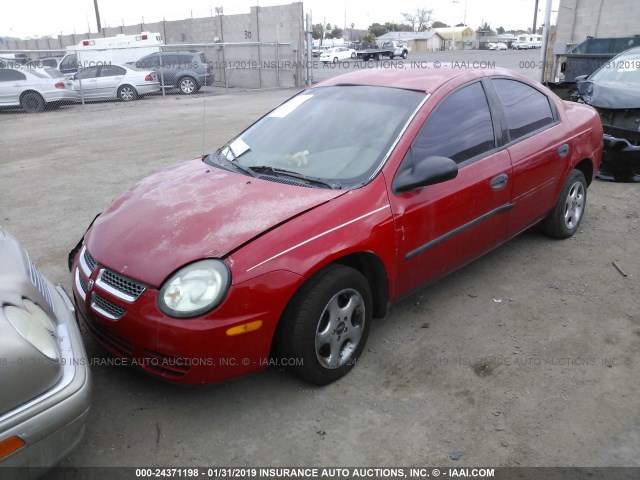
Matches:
[69,66,603,385]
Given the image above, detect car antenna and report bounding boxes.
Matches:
[201,86,206,157]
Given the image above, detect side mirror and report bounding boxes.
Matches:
[393,152,458,194]
[574,74,588,83]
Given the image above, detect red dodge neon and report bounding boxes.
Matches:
[69,66,603,385]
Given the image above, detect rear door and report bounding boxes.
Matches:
[97,65,126,99]
[389,80,513,297]
[0,68,26,106]
[487,78,567,235]
[74,66,100,99]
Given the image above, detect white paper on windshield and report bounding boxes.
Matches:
[222,137,251,159]
[268,94,312,118]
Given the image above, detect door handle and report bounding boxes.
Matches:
[557,144,569,157]
[490,173,509,190]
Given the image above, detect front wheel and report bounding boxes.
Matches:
[351,52,356,60]
[274,265,372,385]
[402,50,408,59]
[540,169,587,238]
[332,57,338,64]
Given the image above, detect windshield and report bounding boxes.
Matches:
[207,85,424,188]
[590,50,640,83]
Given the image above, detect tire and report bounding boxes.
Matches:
[540,169,587,239]
[178,76,198,95]
[21,91,46,113]
[274,264,372,385]
[402,50,408,59]
[332,57,338,64]
[117,84,138,102]
[390,54,395,60]
[351,52,356,60]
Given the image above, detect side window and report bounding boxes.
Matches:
[161,54,179,66]
[0,68,26,81]
[139,54,159,68]
[60,54,77,70]
[76,66,99,79]
[100,65,125,77]
[411,82,495,164]
[491,78,554,141]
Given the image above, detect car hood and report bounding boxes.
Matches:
[577,80,640,109]
[85,159,345,287]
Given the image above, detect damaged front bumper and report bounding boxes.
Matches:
[597,134,640,182]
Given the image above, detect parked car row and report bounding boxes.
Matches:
[487,42,508,50]
[0,51,214,113]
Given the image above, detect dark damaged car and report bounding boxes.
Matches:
[575,46,640,181]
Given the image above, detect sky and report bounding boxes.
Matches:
[0,0,552,39]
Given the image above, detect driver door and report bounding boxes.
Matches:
[388,81,513,298]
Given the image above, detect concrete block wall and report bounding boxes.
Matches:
[556,0,640,46]
[1,2,304,89]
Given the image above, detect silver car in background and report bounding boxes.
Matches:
[71,64,160,102]
[0,226,91,477]
[0,68,75,113]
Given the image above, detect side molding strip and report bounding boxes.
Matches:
[406,203,514,260]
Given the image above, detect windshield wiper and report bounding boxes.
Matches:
[250,166,340,189]
[209,149,257,177]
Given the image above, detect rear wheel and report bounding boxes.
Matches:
[117,84,138,102]
[21,92,46,113]
[274,264,372,385]
[178,76,199,95]
[540,169,587,238]
[402,50,408,59]
[332,57,338,64]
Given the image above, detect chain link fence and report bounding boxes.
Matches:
[0,41,300,114]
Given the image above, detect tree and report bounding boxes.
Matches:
[368,22,388,37]
[401,8,433,32]
[496,26,505,35]
[328,27,343,39]
[362,33,376,47]
[432,20,449,28]
[477,22,495,34]
[312,23,324,40]
[455,23,466,27]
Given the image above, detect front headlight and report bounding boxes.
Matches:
[158,259,231,318]
[4,300,59,361]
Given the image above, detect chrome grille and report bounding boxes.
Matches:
[91,292,126,320]
[96,269,146,302]
[78,271,89,292]
[27,254,53,311]
[84,248,97,272]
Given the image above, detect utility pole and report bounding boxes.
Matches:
[93,0,102,32]
[533,0,539,33]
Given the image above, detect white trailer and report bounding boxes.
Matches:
[66,32,164,70]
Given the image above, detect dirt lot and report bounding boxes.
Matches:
[1,81,639,473]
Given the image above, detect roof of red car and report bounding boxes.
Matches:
[315,64,522,93]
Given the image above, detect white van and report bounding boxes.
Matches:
[66,32,164,71]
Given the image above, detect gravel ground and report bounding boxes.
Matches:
[1,52,639,475]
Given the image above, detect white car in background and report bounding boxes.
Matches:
[71,64,160,102]
[0,67,75,113]
[319,47,357,63]
[496,42,508,50]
